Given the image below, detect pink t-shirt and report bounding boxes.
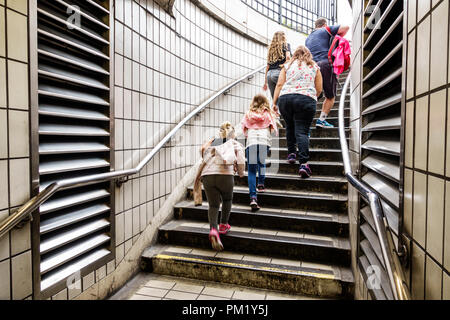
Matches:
[280,61,320,100]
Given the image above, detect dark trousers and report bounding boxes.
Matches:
[202,175,234,231]
[278,94,317,165]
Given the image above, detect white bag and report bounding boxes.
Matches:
[213,140,237,165]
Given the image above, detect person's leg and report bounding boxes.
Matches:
[317,61,337,128]
[267,69,281,99]
[278,95,297,162]
[217,175,234,227]
[293,96,317,176]
[257,145,268,189]
[202,175,222,231]
[246,146,258,200]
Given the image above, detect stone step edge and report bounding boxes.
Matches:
[159,220,351,251]
[175,202,350,225]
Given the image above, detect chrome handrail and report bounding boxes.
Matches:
[338,73,410,300]
[0,65,266,240]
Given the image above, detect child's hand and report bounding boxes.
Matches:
[263,83,268,91]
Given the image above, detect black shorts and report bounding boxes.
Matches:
[317,60,337,99]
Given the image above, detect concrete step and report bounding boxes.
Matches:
[174,201,349,237]
[273,137,347,149]
[279,127,350,138]
[267,159,345,176]
[279,116,350,128]
[156,220,351,266]
[270,147,343,162]
[234,173,348,194]
[141,244,354,299]
[187,186,348,213]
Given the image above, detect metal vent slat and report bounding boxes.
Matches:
[52,0,110,30]
[38,63,109,91]
[37,7,109,46]
[38,28,109,60]
[39,157,110,175]
[38,46,109,75]
[362,93,402,116]
[40,189,110,215]
[40,204,110,234]
[359,255,387,300]
[359,0,404,298]
[38,84,109,106]
[360,240,394,300]
[361,223,385,269]
[36,1,111,293]
[362,137,400,156]
[362,172,399,210]
[39,104,109,121]
[40,142,110,155]
[41,249,110,291]
[39,123,109,136]
[362,154,400,183]
[40,219,110,254]
[363,12,403,66]
[40,234,110,274]
[364,0,398,43]
[362,115,401,132]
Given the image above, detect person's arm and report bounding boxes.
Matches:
[337,25,349,37]
[315,69,323,98]
[272,67,287,112]
[234,144,246,178]
[263,65,269,91]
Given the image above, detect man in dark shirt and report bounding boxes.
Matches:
[306,18,349,128]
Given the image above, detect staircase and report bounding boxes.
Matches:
[140,73,354,299]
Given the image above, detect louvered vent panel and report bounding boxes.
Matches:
[358,0,403,300]
[36,0,112,292]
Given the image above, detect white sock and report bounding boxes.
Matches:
[320,112,328,122]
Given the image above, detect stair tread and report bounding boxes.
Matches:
[271,147,342,153]
[268,159,344,166]
[176,200,350,223]
[241,172,347,182]
[145,245,354,283]
[159,219,351,251]
[189,185,348,201]
[231,186,348,201]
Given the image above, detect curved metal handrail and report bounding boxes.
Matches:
[338,73,410,300]
[0,65,266,240]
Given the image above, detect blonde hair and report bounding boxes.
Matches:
[219,122,235,140]
[267,31,287,65]
[287,45,315,70]
[249,94,271,113]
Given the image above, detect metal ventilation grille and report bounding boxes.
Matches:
[36,0,112,292]
[359,0,404,300]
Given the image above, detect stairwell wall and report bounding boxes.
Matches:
[348,0,367,300]
[0,0,33,301]
[403,0,450,300]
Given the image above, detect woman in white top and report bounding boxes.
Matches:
[272,45,323,178]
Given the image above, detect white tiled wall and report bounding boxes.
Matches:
[111,0,266,278]
[404,0,450,300]
[0,0,32,301]
[1,0,271,300]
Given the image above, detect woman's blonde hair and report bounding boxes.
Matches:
[249,94,271,113]
[287,45,315,69]
[267,31,287,64]
[219,121,235,140]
